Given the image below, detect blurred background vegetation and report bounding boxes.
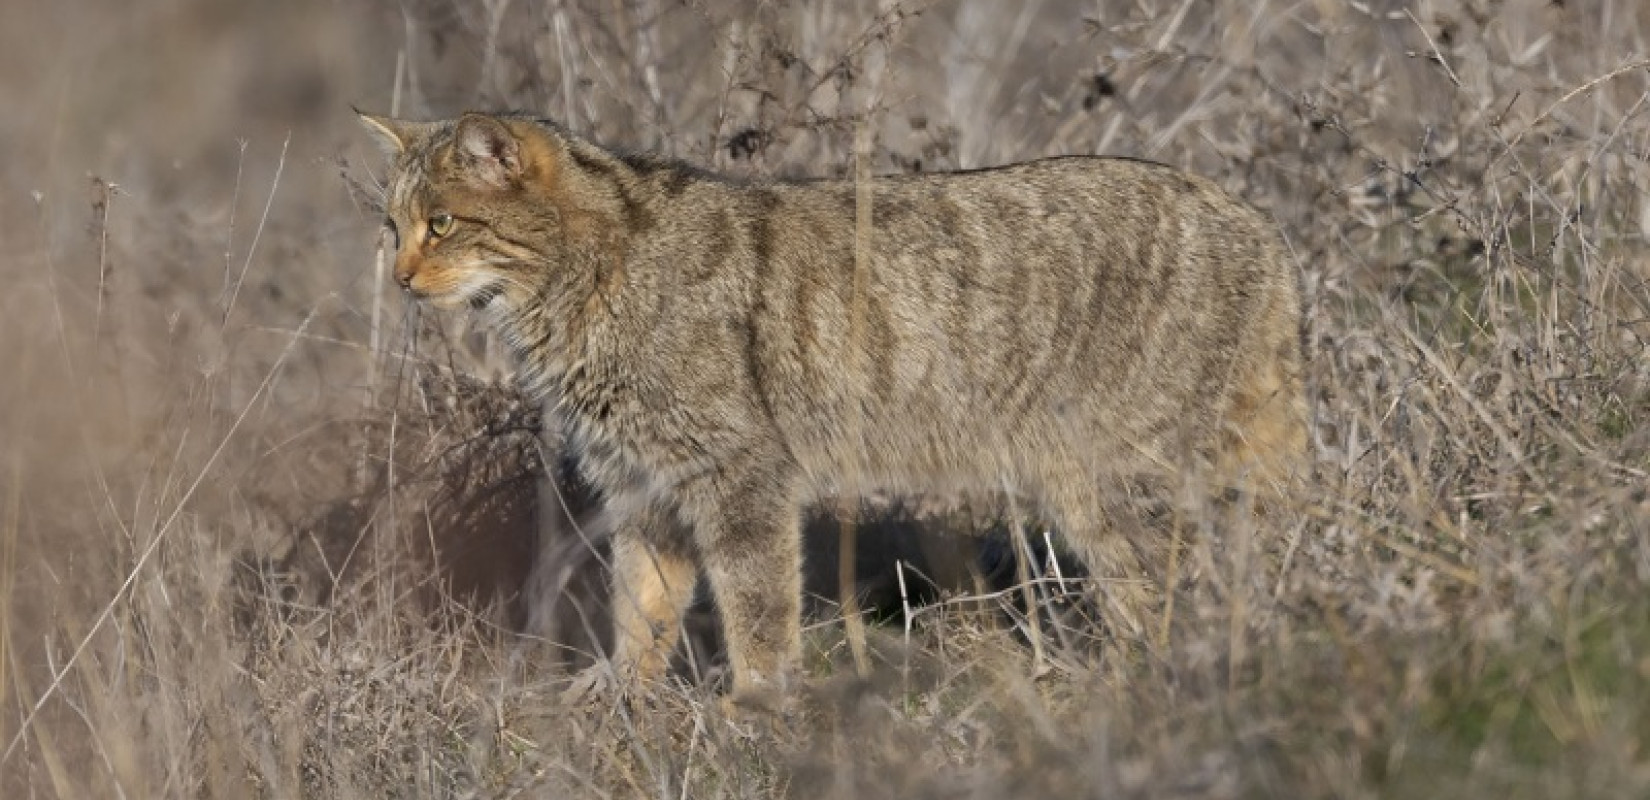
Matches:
[2,0,1649,797]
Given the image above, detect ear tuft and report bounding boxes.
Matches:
[356,110,425,157]
[451,113,524,189]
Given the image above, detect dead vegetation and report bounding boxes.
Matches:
[3,0,1650,797]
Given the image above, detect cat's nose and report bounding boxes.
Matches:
[394,263,416,290]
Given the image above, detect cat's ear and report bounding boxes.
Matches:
[450,113,524,189]
[355,110,429,157]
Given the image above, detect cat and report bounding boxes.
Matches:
[359,110,1307,704]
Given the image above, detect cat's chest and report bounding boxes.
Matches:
[555,407,640,497]
[514,311,707,493]
[544,366,681,490]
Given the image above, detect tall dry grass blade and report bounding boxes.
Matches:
[1004,487,1047,677]
[1,309,319,765]
[89,177,117,348]
[1491,59,1650,170]
[1157,513,1183,654]
[0,451,19,727]
[221,132,290,328]
[219,140,248,312]
[7,649,75,799]
[365,50,407,411]
[838,113,878,680]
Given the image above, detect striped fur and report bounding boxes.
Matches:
[360,111,1307,701]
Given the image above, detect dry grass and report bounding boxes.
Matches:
[4,0,1650,796]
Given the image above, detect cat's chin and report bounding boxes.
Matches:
[416,293,469,311]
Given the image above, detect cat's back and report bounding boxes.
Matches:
[714,155,1282,286]
[649,154,1298,487]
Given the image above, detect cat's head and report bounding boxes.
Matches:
[357,112,577,313]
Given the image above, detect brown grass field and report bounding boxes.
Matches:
[3,0,1650,796]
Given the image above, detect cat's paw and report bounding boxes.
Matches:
[715,684,796,738]
[559,664,625,707]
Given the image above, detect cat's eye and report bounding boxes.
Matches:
[428,213,454,239]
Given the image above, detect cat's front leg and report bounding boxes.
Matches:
[674,454,805,706]
[605,500,698,683]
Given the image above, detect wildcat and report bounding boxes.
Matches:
[359,111,1306,704]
